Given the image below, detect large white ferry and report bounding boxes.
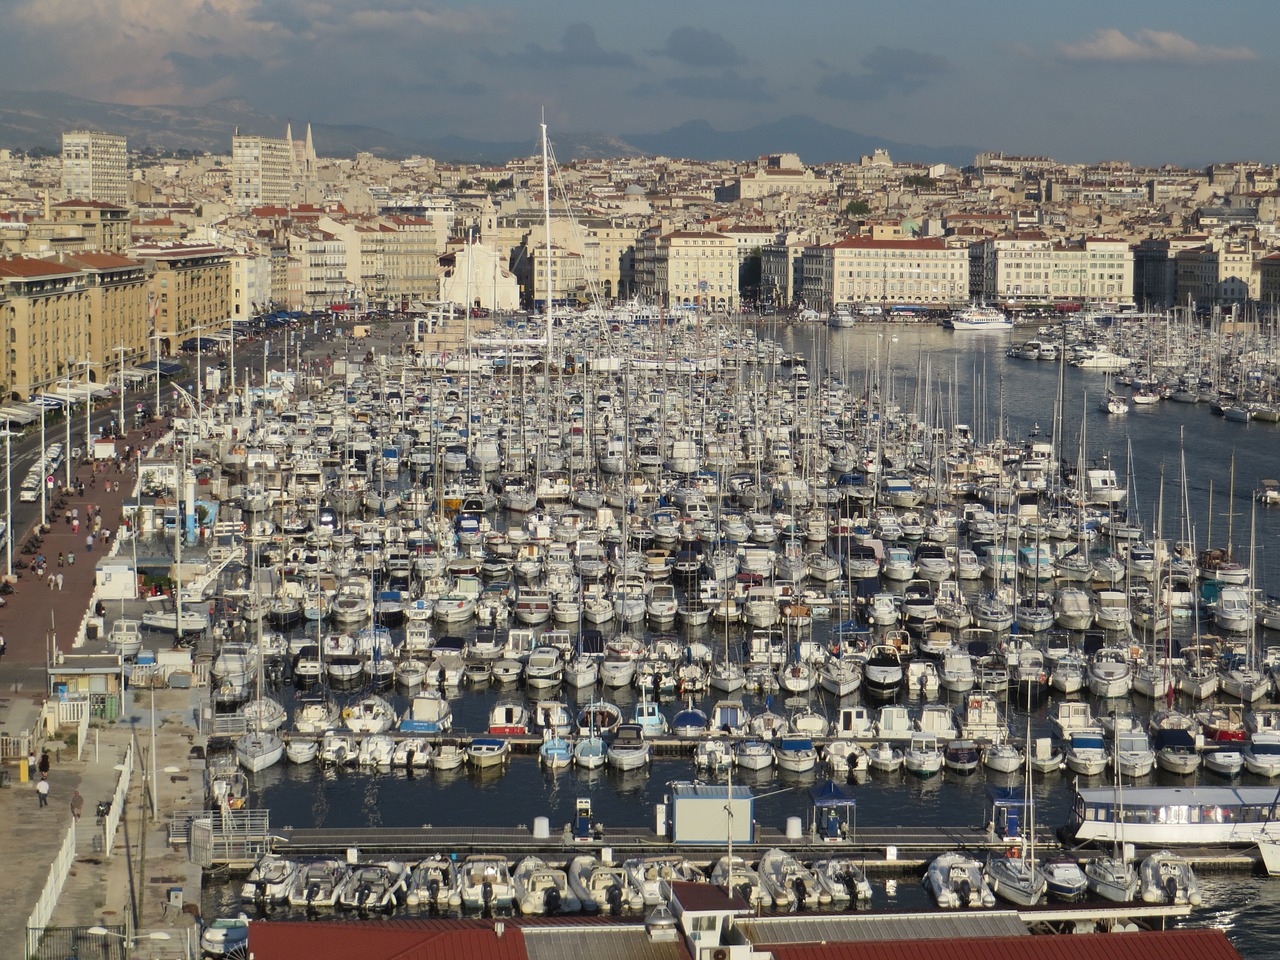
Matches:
[946,304,1013,331]
[1066,785,1280,847]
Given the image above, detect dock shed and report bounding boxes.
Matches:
[667,781,754,844]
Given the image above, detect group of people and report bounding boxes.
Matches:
[27,749,83,819]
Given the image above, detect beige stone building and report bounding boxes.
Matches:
[62,252,150,381]
[801,236,969,309]
[648,230,739,312]
[62,131,129,206]
[0,256,90,400]
[969,233,1134,304]
[1175,238,1261,307]
[128,241,232,353]
[22,199,133,256]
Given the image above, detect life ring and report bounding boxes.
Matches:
[342,708,353,719]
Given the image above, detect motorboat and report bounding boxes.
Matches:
[568,855,643,914]
[336,861,408,912]
[457,855,515,910]
[1043,859,1088,901]
[512,855,580,915]
[924,852,996,908]
[757,848,819,909]
[810,858,872,903]
[240,854,299,904]
[904,734,944,778]
[288,858,349,909]
[709,855,767,906]
[405,855,459,909]
[607,723,652,771]
[623,855,701,907]
[1139,851,1202,905]
[774,736,818,774]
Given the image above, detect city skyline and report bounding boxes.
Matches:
[1,0,1276,166]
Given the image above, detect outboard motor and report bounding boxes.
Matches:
[1165,876,1179,903]
[357,882,372,910]
[306,881,321,906]
[427,877,441,906]
[605,882,623,916]
[838,871,856,900]
[793,876,808,908]
[958,878,972,907]
[482,879,495,907]
[544,886,562,915]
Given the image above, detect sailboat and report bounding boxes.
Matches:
[984,714,1046,905]
[142,440,211,635]
[1083,753,1139,901]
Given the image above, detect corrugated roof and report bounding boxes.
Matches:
[766,929,1239,960]
[740,911,1027,944]
[523,925,690,960]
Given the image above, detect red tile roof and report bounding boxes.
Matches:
[768,930,1239,960]
[53,198,127,211]
[0,256,81,278]
[248,919,529,960]
[62,252,141,269]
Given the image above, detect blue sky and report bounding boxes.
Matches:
[1,0,1274,164]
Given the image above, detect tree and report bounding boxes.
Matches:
[844,199,871,217]
[904,174,936,190]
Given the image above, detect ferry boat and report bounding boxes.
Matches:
[1066,785,1280,846]
[946,304,1013,331]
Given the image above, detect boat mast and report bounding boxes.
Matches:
[541,119,553,373]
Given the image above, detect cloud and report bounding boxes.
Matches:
[489,22,636,69]
[816,46,953,101]
[654,27,742,68]
[1059,29,1256,65]
[633,70,771,102]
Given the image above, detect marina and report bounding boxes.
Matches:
[18,305,1280,951]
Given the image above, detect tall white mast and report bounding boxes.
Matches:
[541,119,553,371]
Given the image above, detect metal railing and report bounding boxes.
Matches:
[0,728,31,761]
[26,923,129,960]
[23,820,76,957]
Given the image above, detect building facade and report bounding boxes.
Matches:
[1175,239,1261,308]
[0,256,90,400]
[801,236,970,309]
[61,131,129,206]
[969,234,1134,304]
[128,241,232,353]
[232,135,294,213]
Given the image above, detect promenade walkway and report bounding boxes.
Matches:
[0,417,198,957]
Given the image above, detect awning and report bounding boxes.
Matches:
[809,780,858,808]
[0,404,38,425]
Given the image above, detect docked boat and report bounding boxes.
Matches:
[757,848,819,909]
[923,852,996,908]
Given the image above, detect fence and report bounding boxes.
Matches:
[170,807,271,865]
[26,922,129,960]
[0,728,31,762]
[23,820,76,958]
[102,740,134,857]
[48,696,91,761]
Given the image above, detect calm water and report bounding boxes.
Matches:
[215,322,1280,951]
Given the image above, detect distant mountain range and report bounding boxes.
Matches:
[0,90,977,167]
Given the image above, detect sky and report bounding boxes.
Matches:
[1,0,1276,166]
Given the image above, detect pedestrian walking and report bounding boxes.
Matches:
[72,508,79,523]
[48,574,54,590]
[38,750,50,777]
[70,790,83,821]
[37,775,49,807]
[86,534,94,554]
[68,552,75,566]
[27,750,36,780]
[58,553,64,567]
[0,634,6,658]
[56,573,64,591]
[72,518,79,535]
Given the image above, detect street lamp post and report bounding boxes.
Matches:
[85,926,172,957]
[64,362,73,489]
[152,325,162,421]
[77,359,96,460]
[115,344,128,436]
[1,427,11,578]
[39,404,47,524]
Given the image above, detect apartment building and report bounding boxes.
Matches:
[0,256,90,400]
[129,241,232,353]
[639,230,739,312]
[969,233,1134,304]
[1175,238,1261,307]
[61,131,129,206]
[1133,237,1208,308]
[799,236,969,310]
[287,230,348,310]
[62,252,150,379]
[232,134,294,213]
